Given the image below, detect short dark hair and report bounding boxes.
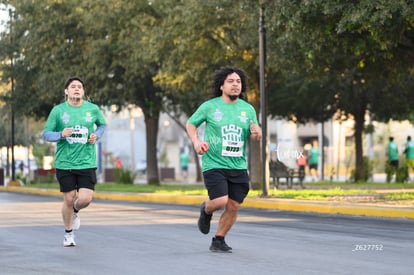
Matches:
[64,76,84,89]
[210,66,247,100]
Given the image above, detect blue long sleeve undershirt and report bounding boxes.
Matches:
[43,125,107,142]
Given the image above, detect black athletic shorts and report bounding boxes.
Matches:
[309,164,318,170]
[56,168,97,192]
[389,160,399,168]
[202,169,250,204]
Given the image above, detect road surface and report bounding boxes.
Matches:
[0,192,412,275]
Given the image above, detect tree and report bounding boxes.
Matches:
[264,0,414,181]
[0,0,167,184]
[148,0,265,188]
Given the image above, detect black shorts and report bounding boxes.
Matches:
[202,169,250,204]
[309,164,318,170]
[389,160,399,168]
[56,168,97,192]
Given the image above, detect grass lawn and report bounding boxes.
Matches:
[25,181,414,202]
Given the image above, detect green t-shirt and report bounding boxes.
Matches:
[405,141,414,160]
[180,153,190,167]
[308,148,319,165]
[387,141,399,161]
[188,97,258,172]
[43,101,106,169]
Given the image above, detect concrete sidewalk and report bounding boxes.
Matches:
[1,186,413,220]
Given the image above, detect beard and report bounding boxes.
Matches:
[69,96,82,103]
[229,95,239,101]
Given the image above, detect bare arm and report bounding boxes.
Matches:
[186,122,207,154]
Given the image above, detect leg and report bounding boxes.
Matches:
[198,195,228,234]
[204,195,228,214]
[74,187,94,211]
[62,190,77,231]
[215,198,240,237]
[209,198,239,253]
[72,188,94,231]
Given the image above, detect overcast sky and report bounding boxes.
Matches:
[0,5,11,33]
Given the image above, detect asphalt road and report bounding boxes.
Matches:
[0,192,413,275]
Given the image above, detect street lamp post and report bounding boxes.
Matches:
[9,8,16,182]
[259,3,269,196]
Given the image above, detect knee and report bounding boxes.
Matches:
[63,191,76,207]
[78,195,93,207]
[226,199,240,213]
[209,196,228,211]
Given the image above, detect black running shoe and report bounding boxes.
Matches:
[198,202,212,234]
[209,237,232,253]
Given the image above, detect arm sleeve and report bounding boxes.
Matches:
[94,125,107,140]
[42,131,61,142]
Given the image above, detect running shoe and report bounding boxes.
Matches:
[198,202,212,234]
[63,232,76,247]
[209,237,232,253]
[73,212,80,231]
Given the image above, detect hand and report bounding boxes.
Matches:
[250,120,262,141]
[88,133,97,144]
[61,128,72,138]
[195,141,209,155]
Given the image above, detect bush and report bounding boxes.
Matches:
[396,166,409,183]
[385,161,408,183]
[385,161,396,183]
[350,156,373,182]
[114,168,137,184]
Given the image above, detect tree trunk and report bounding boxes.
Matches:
[192,148,202,182]
[249,138,262,190]
[145,114,160,185]
[248,86,262,190]
[353,90,367,182]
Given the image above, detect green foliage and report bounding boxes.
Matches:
[31,142,53,168]
[114,168,137,185]
[396,166,409,183]
[264,0,414,181]
[385,162,397,183]
[1,0,414,184]
[385,162,408,183]
[349,156,373,182]
[16,172,27,185]
[27,182,414,201]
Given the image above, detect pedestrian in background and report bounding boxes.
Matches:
[186,66,262,253]
[179,149,190,182]
[308,141,319,182]
[387,136,399,168]
[386,136,399,182]
[43,77,107,247]
[297,152,307,180]
[404,136,414,181]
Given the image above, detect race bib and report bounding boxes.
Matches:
[222,140,244,157]
[66,125,89,144]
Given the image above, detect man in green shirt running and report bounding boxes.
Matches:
[43,77,106,247]
[186,66,262,253]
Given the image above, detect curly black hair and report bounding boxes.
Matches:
[209,66,247,100]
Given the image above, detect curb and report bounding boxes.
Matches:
[1,186,413,220]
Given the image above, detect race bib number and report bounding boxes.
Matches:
[222,140,244,157]
[66,125,89,144]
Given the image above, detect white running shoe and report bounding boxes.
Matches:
[73,212,80,231]
[63,232,76,247]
